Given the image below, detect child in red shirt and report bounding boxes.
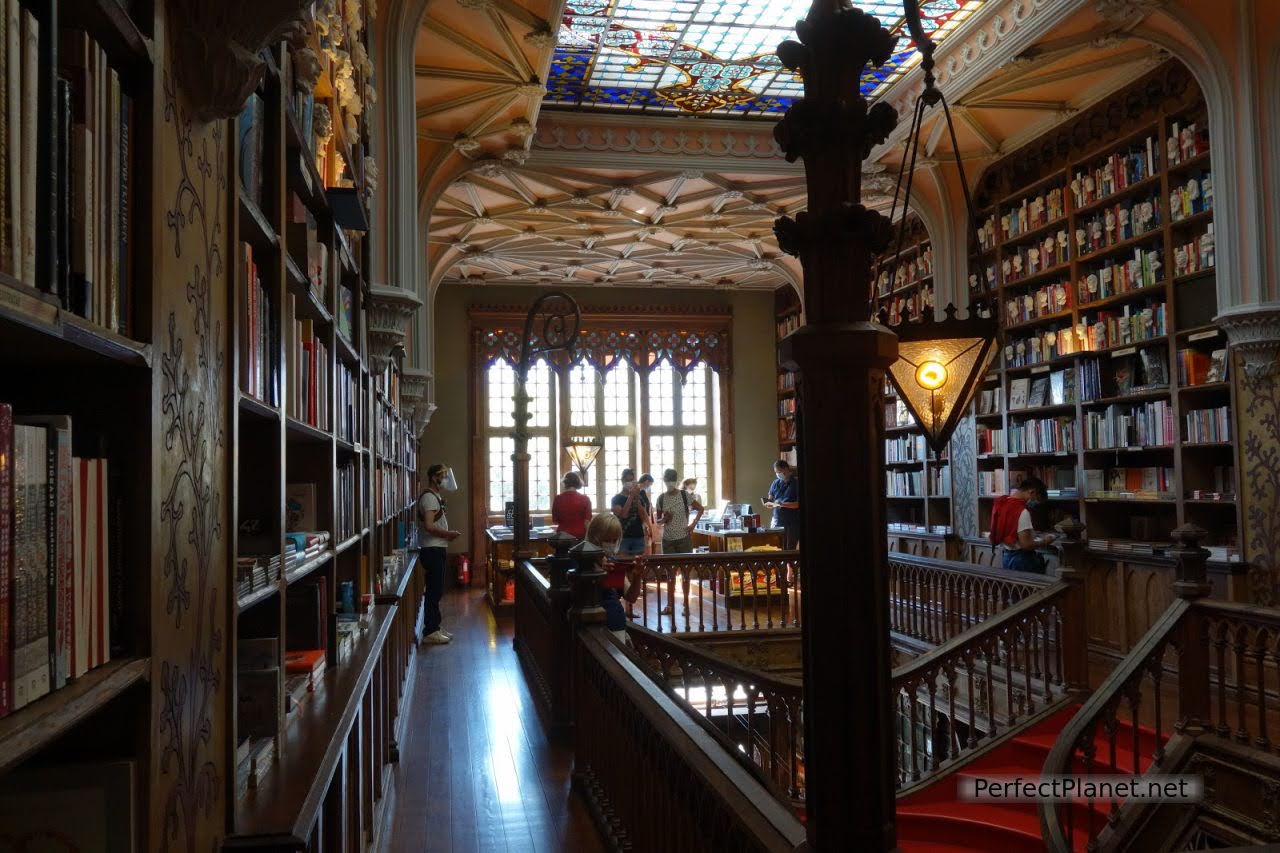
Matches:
[586,512,630,642]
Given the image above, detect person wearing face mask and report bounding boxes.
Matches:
[418,463,461,645]
[989,476,1056,573]
[585,512,630,643]
[637,473,659,555]
[764,459,800,549]
[610,469,648,557]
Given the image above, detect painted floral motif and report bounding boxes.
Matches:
[1240,355,1280,606]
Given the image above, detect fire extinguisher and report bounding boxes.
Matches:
[454,554,471,587]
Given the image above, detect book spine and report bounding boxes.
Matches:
[19,9,36,284]
[56,78,71,309]
[54,426,71,687]
[95,458,108,666]
[0,7,7,276]
[107,69,119,332]
[108,463,122,658]
[0,404,10,716]
[5,0,19,281]
[14,425,49,708]
[118,92,130,337]
[39,425,59,690]
[71,458,82,678]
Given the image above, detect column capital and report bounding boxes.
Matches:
[1217,304,1280,379]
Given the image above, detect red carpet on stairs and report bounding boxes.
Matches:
[896,705,1164,853]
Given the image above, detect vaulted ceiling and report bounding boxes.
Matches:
[413,0,1201,294]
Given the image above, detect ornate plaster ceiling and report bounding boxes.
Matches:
[428,162,896,290]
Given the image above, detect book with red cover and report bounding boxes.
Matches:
[283,649,324,676]
[0,404,11,716]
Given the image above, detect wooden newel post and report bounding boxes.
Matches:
[1171,523,1211,734]
[568,541,607,626]
[772,4,901,848]
[1053,518,1089,695]
[548,530,578,592]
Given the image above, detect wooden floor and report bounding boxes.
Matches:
[386,587,605,853]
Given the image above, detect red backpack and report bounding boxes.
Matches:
[988,495,1026,547]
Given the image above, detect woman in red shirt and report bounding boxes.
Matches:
[551,472,593,539]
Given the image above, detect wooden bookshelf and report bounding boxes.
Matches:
[224,13,420,847]
[873,214,934,326]
[774,285,801,466]
[964,62,1239,561]
[882,383,953,537]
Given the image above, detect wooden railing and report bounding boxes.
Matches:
[892,580,1076,791]
[626,624,806,805]
[513,558,575,738]
[1039,525,1280,852]
[888,552,1053,645]
[572,626,807,852]
[630,551,800,633]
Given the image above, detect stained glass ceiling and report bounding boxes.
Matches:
[545,0,986,118]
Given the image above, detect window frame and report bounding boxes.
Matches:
[641,361,720,508]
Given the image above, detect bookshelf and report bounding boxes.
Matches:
[226,13,421,846]
[0,0,160,838]
[775,284,801,467]
[874,214,934,327]
[882,383,953,539]
[965,62,1239,563]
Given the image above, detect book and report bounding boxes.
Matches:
[1028,377,1049,408]
[1140,348,1168,387]
[1049,370,1065,406]
[16,416,73,690]
[285,483,317,532]
[238,93,265,207]
[1008,378,1030,410]
[12,423,48,709]
[0,759,136,850]
[1206,349,1228,383]
[18,8,35,283]
[0,404,9,716]
[4,1,18,280]
[1113,355,1136,395]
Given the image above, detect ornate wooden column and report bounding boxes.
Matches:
[772,4,899,849]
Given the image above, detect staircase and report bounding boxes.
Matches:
[897,704,1163,853]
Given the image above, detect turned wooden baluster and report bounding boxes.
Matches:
[1257,633,1271,751]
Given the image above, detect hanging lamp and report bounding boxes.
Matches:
[563,435,603,486]
[879,0,999,455]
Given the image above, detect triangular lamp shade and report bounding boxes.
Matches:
[885,306,999,455]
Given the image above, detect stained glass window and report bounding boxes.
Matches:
[484,360,557,515]
[643,360,719,505]
[546,0,985,117]
[571,364,638,508]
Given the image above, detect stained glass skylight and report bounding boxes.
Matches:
[545,0,986,117]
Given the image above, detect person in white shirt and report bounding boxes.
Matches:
[657,469,703,616]
[418,464,460,644]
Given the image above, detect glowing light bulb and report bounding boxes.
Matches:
[915,361,947,391]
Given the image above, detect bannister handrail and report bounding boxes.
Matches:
[890,580,1069,685]
[888,551,1057,589]
[1038,598,1192,852]
[637,550,802,567]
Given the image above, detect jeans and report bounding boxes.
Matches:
[421,546,446,633]
[601,588,627,631]
[619,536,646,555]
[662,535,693,554]
[1003,548,1047,574]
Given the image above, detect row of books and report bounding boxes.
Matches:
[337,363,357,443]
[1085,466,1174,497]
[1184,406,1231,444]
[235,552,281,602]
[45,29,136,334]
[1012,466,1077,497]
[374,463,409,522]
[286,307,331,430]
[875,246,933,294]
[777,397,796,418]
[1076,194,1162,256]
[1078,246,1163,304]
[977,387,1003,415]
[1008,368,1080,409]
[241,244,280,406]
[1001,186,1066,242]
[887,433,927,463]
[1004,280,1069,327]
[928,466,949,497]
[1082,300,1167,351]
[1169,170,1213,222]
[1189,465,1234,501]
[1007,417,1076,454]
[0,2,38,287]
[1172,225,1214,278]
[776,313,801,340]
[977,425,1005,455]
[886,470,924,497]
[1167,120,1209,167]
[0,407,116,717]
[1176,347,1229,386]
[977,214,997,252]
[337,465,356,541]
[284,531,331,576]
[978,469,1008,496]
[885,399,916,429]
[237,93,265,209]
[1069,135,1160,209]
[1083,400,1176,449]
[1083,349,1168,400]
[1002,235,1067,282]
[287,194,329,300]
[778,370,797,394]
[1004,325,1079,366]
[778,418,797,443]
[880,284,934,326]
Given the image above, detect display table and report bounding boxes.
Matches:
[484,527,556,612]
[690,527,786,551]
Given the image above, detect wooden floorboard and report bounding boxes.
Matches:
[387,587,606,853]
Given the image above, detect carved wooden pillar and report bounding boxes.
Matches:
[772,4,899,848]
[1054,518,1089,695]
[1171,523,1212,735]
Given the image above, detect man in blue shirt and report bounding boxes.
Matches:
[766,459,800,549]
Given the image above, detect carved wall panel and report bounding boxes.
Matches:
[950,413,978,539]
[150,56,230,851]
[1236,352,1280,606]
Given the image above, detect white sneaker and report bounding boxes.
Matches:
[422,630,451,645]
[440,629,454,640]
